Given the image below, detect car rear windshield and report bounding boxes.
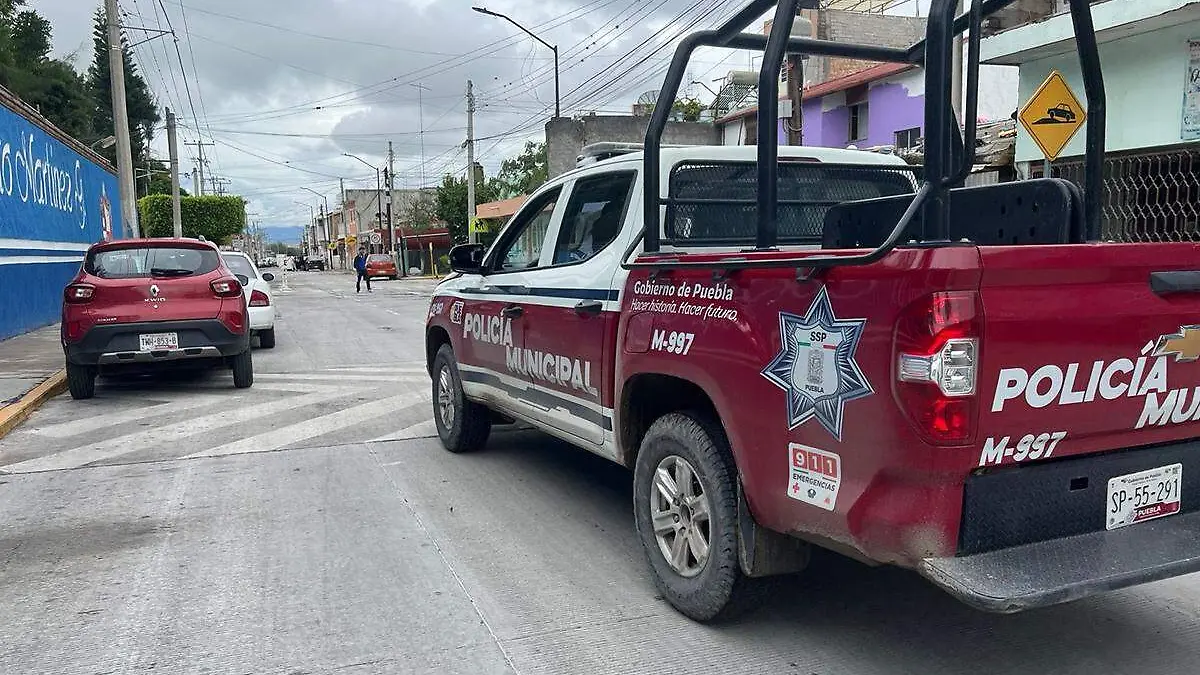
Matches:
[86,246,220,279]
[221,254,258,279]
[368,254,392,263]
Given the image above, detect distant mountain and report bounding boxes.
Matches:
[260,226,304,244]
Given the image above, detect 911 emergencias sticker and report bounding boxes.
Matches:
[787,443,842,511]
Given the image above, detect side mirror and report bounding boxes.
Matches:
[234,273,250,287]
[448,243,487,274]
[261,272,275,282]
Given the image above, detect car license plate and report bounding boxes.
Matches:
[1106,463,1182,530]
[139,332,179,351]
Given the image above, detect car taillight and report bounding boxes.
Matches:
[249,289,270,307]
[64,283,95,304]
[894,291,981,445]
[211,277,242,297]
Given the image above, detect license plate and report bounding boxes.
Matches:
[1106,463,1182,530]
[139,332,179,351]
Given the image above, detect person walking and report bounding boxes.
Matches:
[353,247,372,293]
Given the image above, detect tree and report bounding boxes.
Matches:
[143,158,188,197]
[402,192,438,229]
[672,97,704,122]
[435,173,497,244]
[492,141,547,198]
[10,9,49,67]
[137,194,245,243]
[87,8,159,164]
[0,5,97,140]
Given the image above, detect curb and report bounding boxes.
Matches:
[0,370,67,440]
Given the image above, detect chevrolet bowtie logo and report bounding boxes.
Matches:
[1155,326,1200,362]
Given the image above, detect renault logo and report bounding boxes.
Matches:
[149,284,160,298]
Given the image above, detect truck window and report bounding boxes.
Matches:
[667,161,917,245]
[493,187,562,272]
[552,172,635,265]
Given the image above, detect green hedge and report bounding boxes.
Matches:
[137,195,246,244]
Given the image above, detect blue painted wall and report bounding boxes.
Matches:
[0,99,122,341]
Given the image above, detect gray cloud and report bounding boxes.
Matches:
[36,0,765,230]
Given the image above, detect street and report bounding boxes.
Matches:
[1,271,1199,675]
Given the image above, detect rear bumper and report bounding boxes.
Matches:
[64,319,250,366]
[924,437,1200,612]
[248,304,275,330]
[921,510,1200,613]
[367,267,397,278]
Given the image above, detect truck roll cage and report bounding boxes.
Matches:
[638,0,1106,268]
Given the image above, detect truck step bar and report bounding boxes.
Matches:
[921,511,1200,613]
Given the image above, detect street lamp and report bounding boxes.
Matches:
[472,6,560,118]
[90,135,117,150]
[343,153,386,253]
[301,186,332,267]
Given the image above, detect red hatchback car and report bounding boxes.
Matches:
[365,253,398,280]
[61,238,254,400]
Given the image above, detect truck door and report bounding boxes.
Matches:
[455,186,564,414]
[516,171,636,452]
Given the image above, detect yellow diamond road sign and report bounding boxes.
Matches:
[1019,70,1087,161]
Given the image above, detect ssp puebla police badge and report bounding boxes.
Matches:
[760,287,873,441]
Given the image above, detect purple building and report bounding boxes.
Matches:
[717,62,926,151]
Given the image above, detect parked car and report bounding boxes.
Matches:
[62,238,253,400]
[302,255,326,271]
[365,253,398,280]
[221,250,278,349]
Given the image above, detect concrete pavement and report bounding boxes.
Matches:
[2,271,1199,674]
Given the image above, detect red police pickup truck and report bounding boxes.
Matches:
[425,0,1200,622]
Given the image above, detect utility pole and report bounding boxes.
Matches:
[786,56,803,145]
[105,0,139,237]
[184,140,214,195]
[389,140,403,275]
[166,107,182,237]
[209,176,230,195]
[466,80,477,244]
[190,159,200,195]
[411,83,429,188]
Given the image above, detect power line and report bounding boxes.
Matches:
[175,0,221,173]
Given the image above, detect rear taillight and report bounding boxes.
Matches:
[211,277,242,297]
[894,291,981,445]
[64,283,95,304]
[249,289,270,307]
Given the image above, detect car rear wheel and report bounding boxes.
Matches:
[230,349,254,388]
[258,328,276,349]
[633,411,767,622]
[432,344,490,453]
[66,362,96,400]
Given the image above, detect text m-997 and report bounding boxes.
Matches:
[651,329,695,356]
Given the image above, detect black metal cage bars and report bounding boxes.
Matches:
[640,0,1107,266]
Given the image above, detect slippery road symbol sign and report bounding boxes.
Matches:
[1019,70,1087,161]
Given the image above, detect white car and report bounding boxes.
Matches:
[221,251,278,348]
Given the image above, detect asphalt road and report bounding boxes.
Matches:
[2,271,1199,674]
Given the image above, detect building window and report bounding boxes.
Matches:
[849,103,869,142]
[895,127,920,150]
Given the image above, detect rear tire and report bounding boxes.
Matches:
[633,411,768,622]
[258,328,276,349]
[231,349,254,388]
[432,344,490,453]
[66,362,96,400]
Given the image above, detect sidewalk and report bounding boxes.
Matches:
[0,325,66,439]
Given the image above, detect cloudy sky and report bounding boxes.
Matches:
[36,0,925,231]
